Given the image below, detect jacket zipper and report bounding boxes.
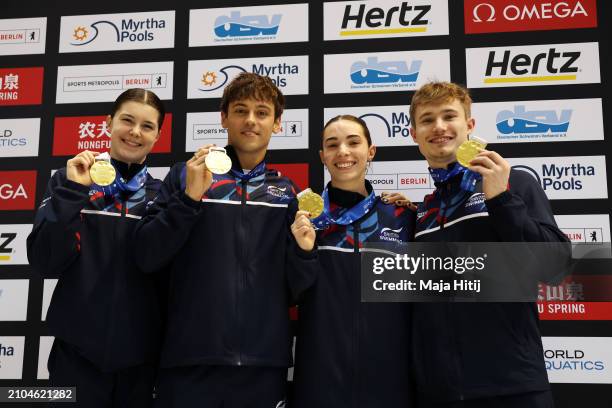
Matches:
[103,195,126,369]
[352,222,361,406]
[441,182,463,399]
[236,179,248,366]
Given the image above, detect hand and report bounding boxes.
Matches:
[66,150,100,186]
[381,192,417,210]
[468,149,510,200]
[185,144,215,201]
[291,210,316,252]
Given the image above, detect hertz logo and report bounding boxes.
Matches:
[485,48,579,84]
[341,2,430,36]
[0,232,16,261]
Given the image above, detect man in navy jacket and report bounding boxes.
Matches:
[133,73,315,407]
[408,81,569,408]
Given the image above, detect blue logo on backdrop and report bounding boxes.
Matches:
[198,62,299,92]
[350,57,422,85]
[70,18,166,46]
[198,66,247,92]
[496,105,572,136]
[358,111,411,139]
[513,162,595,192]
[214,11,281,38]
[0,129,27,147]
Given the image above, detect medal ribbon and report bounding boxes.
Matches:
[429,162,481,193]
[311,186,377,230]
[92,164,148,197]
[230,160,267,182]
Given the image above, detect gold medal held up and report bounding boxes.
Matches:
[90,153,116,186]
[205,147,232,175]
[297,188,324,219]
[456,136,487,168]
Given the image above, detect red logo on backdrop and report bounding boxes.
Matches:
[538,275,612,320]
[539,302,612,320]
[53,114,172,156]
[0,170,36,210]
[270,163,309,192]
[0,67,44,106]
[465,0,597,34]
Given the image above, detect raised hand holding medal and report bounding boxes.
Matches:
[297,188,324,219]
[185,144,220,202]
[66,150,101,186]
[204,147,232,175]
[90,152,116,186]
[290,188,322,251]
[456,136,487,168]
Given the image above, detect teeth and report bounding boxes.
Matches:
[431,137,450,143]
[336,162,355,168]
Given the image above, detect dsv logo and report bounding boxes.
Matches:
[472,1,589,23]
[214,11,281,38]
[496,106,571,134]
[350,57,421,85]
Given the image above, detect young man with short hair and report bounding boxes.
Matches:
[133,73,314,407]
[409,81,568,408]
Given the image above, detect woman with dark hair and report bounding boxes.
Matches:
[289,115,417,407]
[27,88,166,407]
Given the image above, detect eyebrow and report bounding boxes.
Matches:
[323,134,361,143]
[119,113,155,126]
[232,103,271,111]
[418,108,459,120]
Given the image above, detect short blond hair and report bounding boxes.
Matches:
[410,82,472,124]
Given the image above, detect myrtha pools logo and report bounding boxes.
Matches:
[496,106,571,137]
[71,18,166,46]
[214,11,281,39]
[350,57,421,86]
[200,66,247,92]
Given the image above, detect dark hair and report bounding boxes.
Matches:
[322,115,372,147]
[110,88,165,129]
[220,72,285,120]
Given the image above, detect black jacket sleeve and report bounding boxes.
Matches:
[132,163,204,274]
[486,169,571,283]
[26,169,90,278]
[486,169,568,243]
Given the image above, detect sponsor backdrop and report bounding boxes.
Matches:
[1,0,611,406]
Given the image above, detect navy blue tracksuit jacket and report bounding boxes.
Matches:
[412,165,569,403]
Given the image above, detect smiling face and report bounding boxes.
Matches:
[320,119,376,193]
[410,98,475,169]
[222,98,281,166]
[108,100,161,164]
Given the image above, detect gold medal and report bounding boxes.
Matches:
[205,147,232,174]
[297,188,324,219]
[90,159,116,186]
[456,136,487,168]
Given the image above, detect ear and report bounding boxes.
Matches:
[221,111,228,129]
[368,144,376,162]
[319,149,325,165]
[272,115,282,134]
[106,114,112,129]
[467,117,476,136]
[410,127,418,143]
